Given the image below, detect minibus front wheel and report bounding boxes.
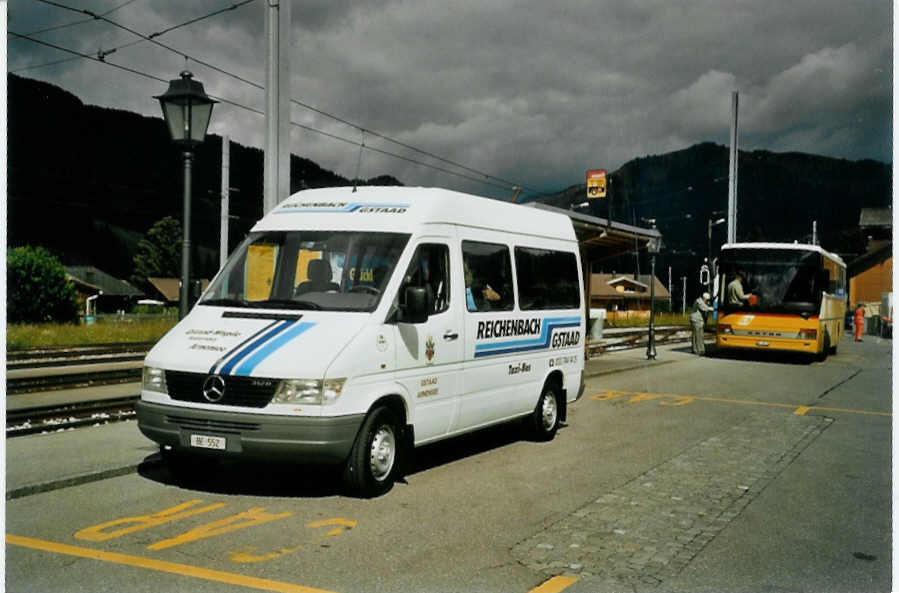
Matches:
[343,406,403,498]
[530,380,561,441]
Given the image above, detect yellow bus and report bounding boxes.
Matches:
[715,243,847,360]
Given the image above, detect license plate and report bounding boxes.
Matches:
[756,341,770,347]
[190,434,226,450]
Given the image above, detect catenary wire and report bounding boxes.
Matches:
[23,0,141,35]
[25,0,541,195]
[9,30,521,193]
[13,0,257,70]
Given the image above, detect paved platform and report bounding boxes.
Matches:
[584,341,685,377]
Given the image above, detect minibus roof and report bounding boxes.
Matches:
[721,242,846,267]
[253,186,577,241]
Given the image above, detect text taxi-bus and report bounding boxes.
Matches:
[137,187,586,497]
[716,242,847,360]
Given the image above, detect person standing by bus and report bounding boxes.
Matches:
[691,292,714,355]
[854,303,866,342]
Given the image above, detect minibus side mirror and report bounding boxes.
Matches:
[401,286,429,324]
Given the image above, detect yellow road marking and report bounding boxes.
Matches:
[75,500,227,542]
[7,534,336,593]
[529,574,579,593]
[590,390,891,417]
[148,507,293,551]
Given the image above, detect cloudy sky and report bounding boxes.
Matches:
[7,0,893,199]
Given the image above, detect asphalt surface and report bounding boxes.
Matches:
[5,335,893,593]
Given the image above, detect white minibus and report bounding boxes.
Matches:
[137,186,586,496]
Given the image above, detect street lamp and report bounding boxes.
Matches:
[155,70,217,319]
[646,224,662,360]
[708,216,726,263]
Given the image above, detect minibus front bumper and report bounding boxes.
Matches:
[136,401,364,464]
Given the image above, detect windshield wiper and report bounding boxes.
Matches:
[250,299,323,310]
[199,298,250,308]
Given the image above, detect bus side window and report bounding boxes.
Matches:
[462,241,514,312]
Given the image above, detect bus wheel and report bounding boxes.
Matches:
[530,381,561,441]
[818,332,831,362]
[343,407,402,498]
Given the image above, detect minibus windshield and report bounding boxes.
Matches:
[201,230,410,312]
[719,249,823,315]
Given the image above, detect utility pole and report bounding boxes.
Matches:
[220,135,230,269]
[264,0,291,215]
[812,220,817,245]
[727,91,739,243]
[681,276,687,315]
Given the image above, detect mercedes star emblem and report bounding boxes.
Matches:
[202,375,226,403]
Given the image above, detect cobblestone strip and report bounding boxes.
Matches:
[512,413,832,589]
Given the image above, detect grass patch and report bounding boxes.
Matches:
[603,313,692,328]
[8,316,177,349]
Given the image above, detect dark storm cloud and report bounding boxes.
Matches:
[8,0,892,197]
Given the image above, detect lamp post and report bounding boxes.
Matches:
[155,70,216,319]
[646,224,661,360]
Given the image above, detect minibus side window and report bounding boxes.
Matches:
[399,244,450,314]
[462,241,514,312]
[514,247,580,310]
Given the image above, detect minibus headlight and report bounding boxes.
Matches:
[142,366,168,394]
[718,324,733,334]
[798,328,818,340]
[273,378,346,405]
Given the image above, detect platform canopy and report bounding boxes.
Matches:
[527,202,662,260]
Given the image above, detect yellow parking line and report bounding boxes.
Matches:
[529,575,579,593]
[590,391,891,417]
[6,534,336,593]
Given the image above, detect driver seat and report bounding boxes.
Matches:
[295,259,339,295]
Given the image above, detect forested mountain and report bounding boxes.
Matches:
[534,142,891,297]
[7,74,401,280]
[8,73,891,298]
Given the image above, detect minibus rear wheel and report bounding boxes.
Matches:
[530,381,561,441]
[343,406,402,498]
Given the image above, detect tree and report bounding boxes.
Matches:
[131,216,182,290]
[7,246,79,323]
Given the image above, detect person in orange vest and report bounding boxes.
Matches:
[853,303,866,342]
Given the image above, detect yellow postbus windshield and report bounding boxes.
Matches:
[719,248,825,315]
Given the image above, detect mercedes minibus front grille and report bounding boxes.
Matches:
[165,371,278,408]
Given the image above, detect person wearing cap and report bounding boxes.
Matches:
[690,291,714,355]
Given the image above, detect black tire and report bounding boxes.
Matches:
[818,332,830,362]
[343,407,403,498]
[530,381,561,441]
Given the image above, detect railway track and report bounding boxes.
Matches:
[6,329,696,437]
[6,343,149,437]
[7,396,139,437]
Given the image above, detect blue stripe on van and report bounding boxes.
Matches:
[232,322,316,376]
[218,320,295,376]
[474,316,582,358]
[209,321,282,374]
[273,202,409,214]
